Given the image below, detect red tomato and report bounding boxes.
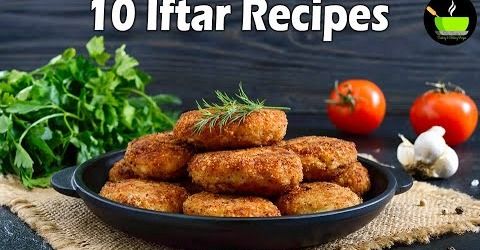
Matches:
[410,83,478,146]
[326,79,386,134]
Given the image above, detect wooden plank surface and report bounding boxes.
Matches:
[1,0,479,114]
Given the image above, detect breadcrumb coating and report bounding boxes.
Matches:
[124,132,194,180]
[183,192,281,217]
[175,179,204,195]
[108,159,136,182]
[332,162,371,196]
[278,136,357,180]
[100,179,188,213]
[276,182,362,215]
[188,147,303,196]
[173,109,287,150]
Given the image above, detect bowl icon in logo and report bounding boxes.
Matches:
[434,17,469,31]
[424,0,477,45]
[426,2,471,36]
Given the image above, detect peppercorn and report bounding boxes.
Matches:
[419,199,426,206]
[455,207,464,215]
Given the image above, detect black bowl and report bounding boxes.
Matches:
[51,150,412,249]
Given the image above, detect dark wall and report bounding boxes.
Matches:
[1,0,479,114]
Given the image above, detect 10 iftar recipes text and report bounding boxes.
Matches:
[92,0,389,42]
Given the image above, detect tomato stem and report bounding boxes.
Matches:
[426,81,465,94]
[325,80,356,111]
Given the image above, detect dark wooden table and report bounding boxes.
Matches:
[1,0,480,117]
[1,1,479,248]
[1,115,478,250]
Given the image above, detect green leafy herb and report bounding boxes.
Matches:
[0,36,180,188]
[194,84,290,133]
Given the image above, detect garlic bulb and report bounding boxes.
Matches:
[413,126,447,165]
[397,126,458,179]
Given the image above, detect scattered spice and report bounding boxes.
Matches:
[418,199,426,206]
[471,179,479,187]
[455,206,464,215]
[441,209,447,215]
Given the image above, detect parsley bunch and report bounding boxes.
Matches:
[0,37,180,188]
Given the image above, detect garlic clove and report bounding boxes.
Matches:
[397,134,415,167]
[414,126,448,164]
[429,146,459,178]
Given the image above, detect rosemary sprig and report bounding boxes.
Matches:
[194,84,290,133]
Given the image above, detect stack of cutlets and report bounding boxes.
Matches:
[101,109,371,217]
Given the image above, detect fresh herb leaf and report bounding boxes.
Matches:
[62,48,77,60]
[27,126,57,160]
[114,45,140,84]
[152,94,182,106]
[86,37,110,66]
[6,102,52,114]
[23,174,53,188]
[14,144,34,172]
[121,101,135,128]
[0,115,11,133]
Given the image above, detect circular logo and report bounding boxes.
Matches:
[424,0,477,45]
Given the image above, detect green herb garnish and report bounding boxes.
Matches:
[0,36,180,188]
[194,84,290,133]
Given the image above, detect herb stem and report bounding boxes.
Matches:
[63,114,75,136]
[51,105,81,120]
[257,106,290,111]
[18,113,79,145]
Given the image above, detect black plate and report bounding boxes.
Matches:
[51,150,413,249]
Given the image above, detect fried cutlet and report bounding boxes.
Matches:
[276,182,362,215]
[108,159,136,182]
[173,109,287,150]
[99,179,188,213]
[278,136,357,180]
[124,132,194,180]
[183,192,281,217]
[188,147,303,196]
[332,162,371,196]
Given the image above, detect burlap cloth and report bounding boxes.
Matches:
[0,175,479,250]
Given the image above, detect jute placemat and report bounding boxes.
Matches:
[0,175,479,250]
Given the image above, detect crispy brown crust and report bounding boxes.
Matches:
[276,182,362,215]
[175,179,204,195]
[124,132,194,180]
[188,147,303,197]
[108,159,136,182]
[332,162,371,196]
[173,109,287,150]
[278,136,357,180]
[99,179,188,213]
[183,192,281,217]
